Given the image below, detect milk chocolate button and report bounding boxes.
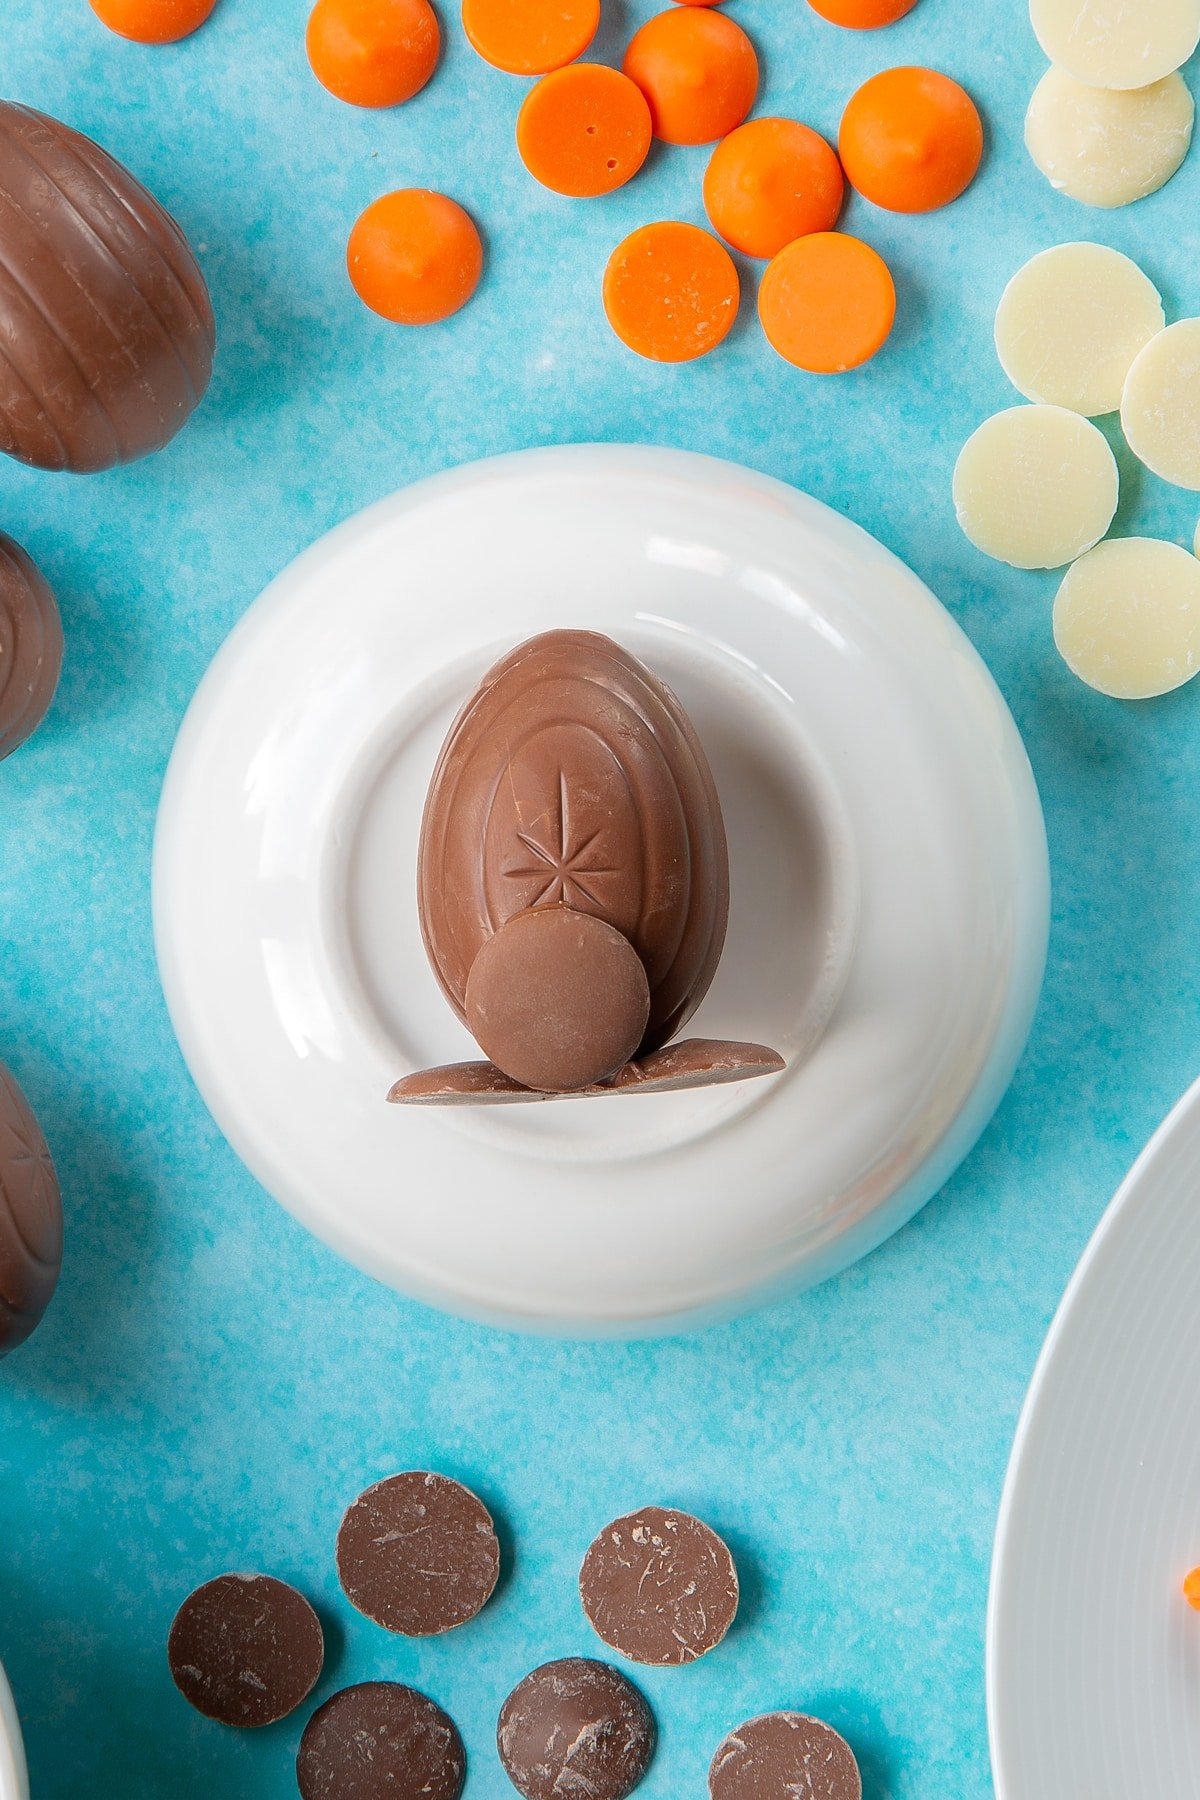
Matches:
[167,1574,324,1728]
[708,1713,862,1800]
[465,907,651,1092]
[297,1683,466,1800]
[580,1506,739,1666]
[336,1471,500,1635]
[497,1658,655,1800]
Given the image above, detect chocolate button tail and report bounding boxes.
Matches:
[709,1713,862,1800]
[388,1039,785,1104]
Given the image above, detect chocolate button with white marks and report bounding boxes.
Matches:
[297,1682,465,1800]
[708,1712,862,1800]
[580,1505,739,1665]
[498,1657,655,1800]
[167,1573,324,1727]
[336,1470,500,1634]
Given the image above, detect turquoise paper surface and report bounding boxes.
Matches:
[3,1,1199,1792]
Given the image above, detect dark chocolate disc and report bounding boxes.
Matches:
[336,1471,500,1635]
[497,1658,655,1800]
[297,1683,465,1800]
[418,631,729,1058]
[580,1506,739,1666]
[0,102,215,473]
[0,535,63,760]
[708,1713,862,1800]
[0,1061,62,1355]
[464,907,650,1092]
[167,1573,324,1728]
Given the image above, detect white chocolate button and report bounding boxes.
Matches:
[1029,0,1200,90]
[1120,318,1200,490]
[1025,66,1195,208]
[1053,536,1200,696]
[954,405,1119,569]
[995,244,1163,417]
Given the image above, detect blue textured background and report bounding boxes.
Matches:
[2,1,1199,1794]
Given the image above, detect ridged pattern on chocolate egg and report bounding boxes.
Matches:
[418,630,729,1056]
[0,1061,62,1355]
[0,532,63,759]
[0,103,215,473]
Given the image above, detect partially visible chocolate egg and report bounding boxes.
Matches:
[0,102,215,473]
[0,533,63,759]
[418,630,730,1063]
[0,1061,62,1355]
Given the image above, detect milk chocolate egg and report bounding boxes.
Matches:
[0,103,215,473]
[418,630,729,1061]
[0,1061,62,1354]
[0,533,63,759]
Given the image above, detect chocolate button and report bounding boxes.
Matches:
[167,1573,324,1728]
[297,1683,465,1800]
[0,1061,62,1355]
[708,1713,862,1800]
[580,1506,739,1665]
[0,534,62,761]
[336,1471,500,1635]
[497,1658,655,1800]
[464,907,650,1092]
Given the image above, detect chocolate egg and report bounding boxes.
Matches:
[0,103,215,473]
[0,533,63,760]
[0,1061,62,1354]
[418,630,730,1061]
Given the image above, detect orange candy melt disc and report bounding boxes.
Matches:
[306,0,440,107]
[518,65,652,197]
[1184,1568,1200,1612]
[758,231,896,373]
[463,0,600,75]
[623,8,759,146]
[87,0,218,41]
[808,0,920,26]
[603,221,739,363]
[347,189,483,324]
[704,117,844,259]
[839,65,984,213]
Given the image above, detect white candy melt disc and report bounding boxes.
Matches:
[953,405,1119,569]
[1121,318,1200,489]
[1025,66,1195,208]
[995,244,1164,416]
[1053,536,1200,697]
[1029,0,1200,91]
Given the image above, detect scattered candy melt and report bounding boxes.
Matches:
[703,118,844,258]
[87,0,217,40]
[758,232,896,373]
[994,243,1165,418]
[517,64,652,197]
[1185,1567,1200,1609]
[462,0,599,75]
[306,0,440,107]
[1121,318,1200,490]
[807,0,919,24]
[839,66,984,213]
[953,405,1119,569]
[1025,67,1195,209]
[1029,0,1200,92]
[623,8,758,146]
[347,189,483,324]
[1053,537,1200,698]
[603,221,739,362]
